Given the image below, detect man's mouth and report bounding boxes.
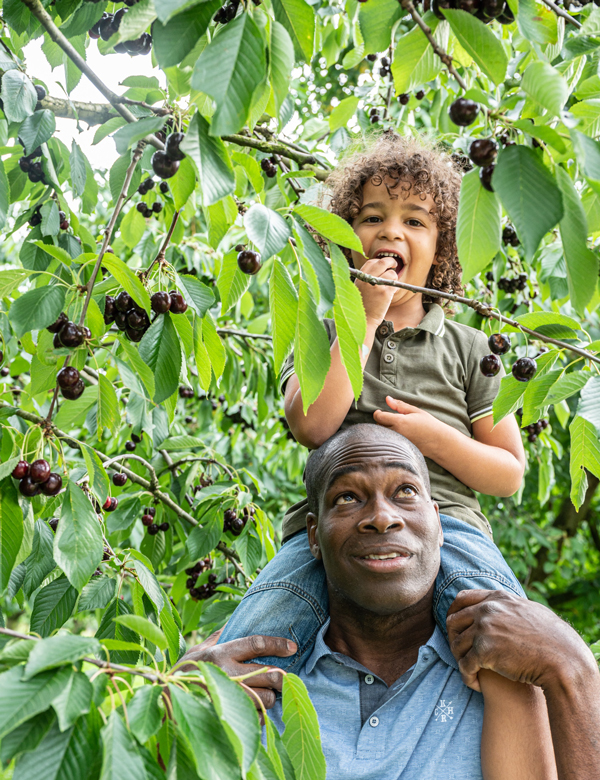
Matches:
[354,548,413,571]
[362,551,409,560]
[373,250,405,275]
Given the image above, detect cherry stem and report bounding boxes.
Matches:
[78,146,144,329]
[141,209,180,282]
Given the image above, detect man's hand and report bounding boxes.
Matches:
[176,629,297,719]
[373,396,441,456]
[446,590,597,693]
[354,257,399,326]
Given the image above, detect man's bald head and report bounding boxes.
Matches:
[305,424,431,515]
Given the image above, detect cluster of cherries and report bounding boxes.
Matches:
[125,431,143,453]
[48,312,90,351]
[151,133,186,180]
[19,136,46,185]
[89,10,151,55]
[136,176,167,218]
[179,385,194,399]
[236,246,262,275]
[479,333,538,382]
[502,224,520,248]
[104,291,150,343]
[56,366,85,401]
[433,0,514,25]
[467,138,497,193]
[223,505,254,536]
[12,458,63,497]
[29,205,70,231]
[260,156,278,178]
[486,270,528,294]
[141,506,170,536]
[516,409,549,443]
[185,559,215,600]
[214,0,240,23]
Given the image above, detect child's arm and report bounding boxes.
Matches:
[285,256,398,449]
[374,396,525,496]
[479,670,557,780]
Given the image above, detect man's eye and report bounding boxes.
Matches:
[396,485,417,497]
[335,493,356,505]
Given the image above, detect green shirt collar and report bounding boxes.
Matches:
[381,304,446,338]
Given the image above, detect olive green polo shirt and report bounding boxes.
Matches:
[280,304,504,540]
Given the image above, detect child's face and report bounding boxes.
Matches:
[350,177,439,304]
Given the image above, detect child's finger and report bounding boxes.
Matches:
[373,410,403,428]
[362,256,399,279]
[386,396,418,413]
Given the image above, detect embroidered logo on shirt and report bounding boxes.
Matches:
[434,700,454,722]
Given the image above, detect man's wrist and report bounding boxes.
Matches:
[540,646,600,699]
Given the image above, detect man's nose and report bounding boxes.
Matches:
[358,498,405,533]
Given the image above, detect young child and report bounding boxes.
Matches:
[218,133,527,671]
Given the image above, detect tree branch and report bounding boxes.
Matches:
[217,328,272,341]
[20,0,164,149]
[348,268,600,365]
[399,0,468,91]
[538,0,582,27]
[39,95,118,126]
[141,210,180,282]
[222,134,329,181]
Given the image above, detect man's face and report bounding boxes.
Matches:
[307,437,443,616]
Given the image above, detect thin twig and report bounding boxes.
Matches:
[538,0,582,27]
[20,0,164,149]
[141,210,180,282]
[79,146,143,328]
[399,0,468,91]
[349,268,600,365]
[217,328,273,341]
[157,456,235,480]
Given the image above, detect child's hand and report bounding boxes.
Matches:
[355,256,399,325]
[373,396,441,457]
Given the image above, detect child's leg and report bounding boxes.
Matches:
[217,530,327,673]
[434,514,525,639]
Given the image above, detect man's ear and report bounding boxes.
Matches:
[433,502,443,547]
[306,512,322,560]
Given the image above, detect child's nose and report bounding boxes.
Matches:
[378,218,406,242]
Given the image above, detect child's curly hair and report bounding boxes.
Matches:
[324,132,464,307]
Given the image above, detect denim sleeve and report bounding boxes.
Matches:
[434,514,525,639]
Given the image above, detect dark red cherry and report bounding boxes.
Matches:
[469,139,498,167]
[127,309,147,330]
[159,522,170,531]
[512,357,537,382]
[112,472,127,487]
[148,523,159,535]
[448,98,479,127]
[107,497,118,511]
[145,506,156,516]
[126,327,144,342]
[48,517,59,532]
[480,354,502,377]
[35,84,47,102]
[102,497,112,510]
[115,291,133,312]
[12,460,29,479]
[230,517,245,536]
[61,380,85,400]
[151,291,171,313]
[488,333,511,355]
[165,132,186,162]
[141,514,153,526]
[19,476,41,497]
[479,164,495,193]
[114,311,128,331]
[152,202,162,214]
[104,296,116,324]
[57,366,80,389]
[30,459,51,484]
[41,473,63,496]
[237,250,261,275]
[125,440,136,452]
[58,322,84,348]
[169,292,188,314]
[151,151,180,179]
[47,312,68,333]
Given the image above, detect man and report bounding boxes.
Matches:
[181,426,600,779]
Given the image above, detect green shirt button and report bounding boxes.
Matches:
[379,324,389,337]
[384,354,394,363]
[387,340,396,349]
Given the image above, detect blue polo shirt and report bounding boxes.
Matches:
[267,620,484,779]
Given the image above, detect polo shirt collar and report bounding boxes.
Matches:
[416,303,446,337]
[304,618,458,675]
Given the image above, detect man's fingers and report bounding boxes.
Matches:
[246,686,278,710]
[448,622,477,660]
[215,634,297,663]
[446,589,496,617]
[201,626,224,650]
[233,664,286,691]
[458,651,483,692]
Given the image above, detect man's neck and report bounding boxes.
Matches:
[324,588,436,686]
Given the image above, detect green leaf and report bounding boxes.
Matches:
[281,674,326,780]
[128,685,163,744]
[577,374,600,432]
[270,22,295,116]
[359,0,403,54]
[95,598,140,665]
[521,61,568,116]
[24,634,101,679]
[512,120,567,154]
[9,284,67,338]
[245,204,291,260]
[101,253,151,312]
[556,166,598,315]
[120,206,147,250]
[293,222,335,312]
[329,96,359,132]
[517,0,557,44]
[1,70,37,123]
[0,665,73,740]
[51,670,93,731]
[442,10,507,84]
[513,311,581,336]
[203,311,227,380]
[0,268,30,297]
[170,157,196,210]
[113,116,165,156]
[177,273,215,317]
[180,112,235,207]
[0,159,9,233]
[100,711,147,780]
[294,204,363,254]
[153,0,220,67]
[23,519,56,599]
[191,14,267,136]
[270,259,298,375]
[31,240,74,266]
[30,576,78,638]
[493,374,526,425]
[139,313,182,404]
[168,685,241,780]
[109,153,141,204]
[98,373,120,437]
[19,110,56,155]
[456,168,502,282]
[522,369,562,426]
[77,575,116,612]
[0,708,55,767]
[194,316,212,391]
[0,478,23,592]
[217,250,251,314]
[114,614,167,651]
[294,279,331,413]
[391,13,443,94]
[69,139,87,198]
[54,479,104,591]
[330,244,366,400]
[493,146,563,260]
[272,0,315,61]
[80,443,110,505]
[54,385,98,431]
[132,556,164,613]
[115,0,157,42]
[201,662,260,773]
[155,0,199,22]
[546,370,590,404]
[571,129,600,183]
[569,415,600,509]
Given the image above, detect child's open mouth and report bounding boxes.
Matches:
[374,250,405,277]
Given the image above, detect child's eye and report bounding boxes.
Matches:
[364,216,382,223]
[335,493,357,505]
[395,485,417,498]
[406,218,423,227]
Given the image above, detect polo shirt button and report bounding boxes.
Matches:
[365,674,374,685]
[369,716,379,728]
[387,340,396,349]
[383,354,394,363]
[379,325,389,337]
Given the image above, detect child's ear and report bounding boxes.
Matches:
[307,513,322,560]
